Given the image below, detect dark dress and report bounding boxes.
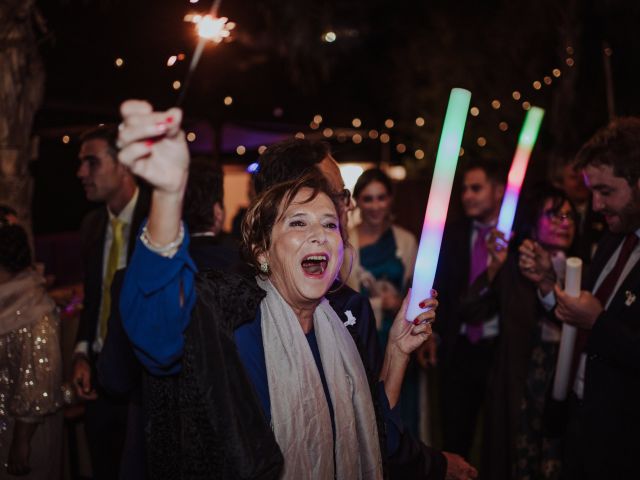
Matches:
[359,227,422,436]
[459,255,561,480]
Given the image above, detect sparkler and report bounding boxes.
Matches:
[176,0,234,106]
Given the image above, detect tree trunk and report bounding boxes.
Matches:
[0,1,45,237]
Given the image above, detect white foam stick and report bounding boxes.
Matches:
[551,257,582,401]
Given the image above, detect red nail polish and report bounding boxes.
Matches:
[413,318,420,326]
[166,116,174,124]
[419,301,426,308]
[145,139,154,147]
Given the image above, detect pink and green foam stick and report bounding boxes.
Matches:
[496,107,545,238]
[406,88,471,321]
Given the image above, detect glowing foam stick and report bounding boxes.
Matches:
[552,257,582,400]
[496,107,545,238]
[406,88,471,321]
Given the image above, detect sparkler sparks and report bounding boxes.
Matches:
[176,0,234,106]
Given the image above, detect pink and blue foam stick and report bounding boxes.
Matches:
[406,88,471,321]
[496,107,545,238]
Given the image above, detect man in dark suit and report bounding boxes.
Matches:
[183,157,241,270]
[72,125,149,480]
[434,158,507,458]
[540,118,640,479]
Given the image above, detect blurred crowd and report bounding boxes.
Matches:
[2,104,639,480]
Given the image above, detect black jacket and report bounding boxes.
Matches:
[144,272,283,480]
[574,233,640,478]
[76,187,150,358]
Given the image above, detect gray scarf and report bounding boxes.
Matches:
[257,277,382,480]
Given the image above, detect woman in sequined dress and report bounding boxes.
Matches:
[0,212,63,478]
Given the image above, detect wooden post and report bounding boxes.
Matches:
[0,0,45,241]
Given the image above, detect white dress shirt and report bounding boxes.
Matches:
[75,188,140,355]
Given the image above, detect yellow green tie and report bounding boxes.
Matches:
[99,218,125,340]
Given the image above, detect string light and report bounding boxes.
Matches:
[414,149,425,160]
[62,135,70,144]
[322,31,337,43]
[387,166,407,180]
[236,145,246,155]
[114,58,124,67]
[157,40,572,158]
[258,145,267,154]
[459,147,465,157]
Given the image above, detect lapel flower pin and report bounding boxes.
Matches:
[625,290,636,307]
[344,310,357,327]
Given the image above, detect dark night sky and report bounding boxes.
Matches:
[31,0,640,233]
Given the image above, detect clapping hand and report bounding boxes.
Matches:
[518,239,556,294]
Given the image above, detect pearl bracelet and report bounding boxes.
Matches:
[140,222,184,258]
